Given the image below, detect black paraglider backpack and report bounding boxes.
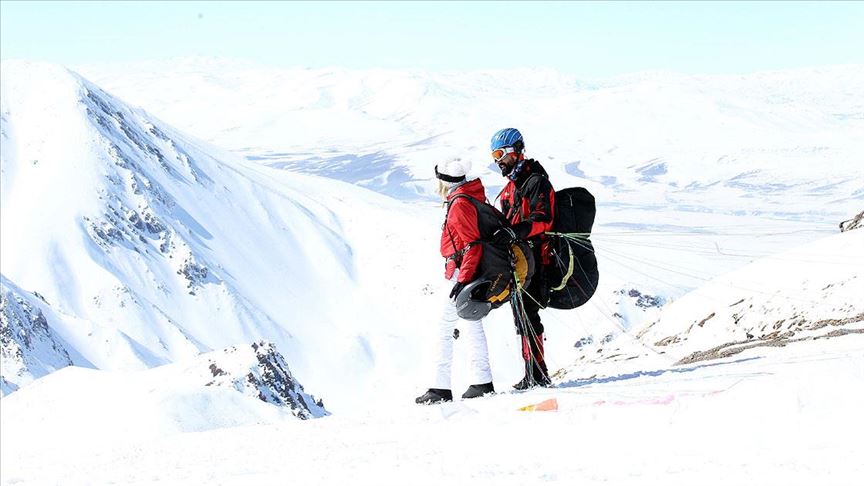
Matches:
[500,167,599,310]
[444,195,534,305]
[545,187,599,309]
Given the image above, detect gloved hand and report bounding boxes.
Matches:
[491,226,517,246]
[449,281,466,299]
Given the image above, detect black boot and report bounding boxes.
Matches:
[513,334,551,390]
[512,371,552,390]
[513,375,532,391]
[415,388,453,405]
[461,382,495,399]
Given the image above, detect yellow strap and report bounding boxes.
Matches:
[550,242,574,291]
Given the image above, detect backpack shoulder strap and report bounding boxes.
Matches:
[443,194,481,263]
[445,193,474,215]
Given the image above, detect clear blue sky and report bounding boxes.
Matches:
[2,1,862,76]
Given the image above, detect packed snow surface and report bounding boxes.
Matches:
[3,337,862,485]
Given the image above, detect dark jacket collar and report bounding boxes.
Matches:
[513,159,549,186]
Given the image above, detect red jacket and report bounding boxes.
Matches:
[498,159,555,263]
[440,179,486,283]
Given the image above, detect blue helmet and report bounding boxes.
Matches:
[490,128,524,152]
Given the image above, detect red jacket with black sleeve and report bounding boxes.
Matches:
[440,178,487,283]
[498,159,555,263]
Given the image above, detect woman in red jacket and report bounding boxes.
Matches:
[415,158,495,404]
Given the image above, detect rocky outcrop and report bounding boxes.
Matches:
[840,210,863,232]
[617,288,664,309]
[201,341,328,419]
[0,276,73,395]
[675,312,864,365]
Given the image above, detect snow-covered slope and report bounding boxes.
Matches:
[0,61,442,410]
[638,227,864,364]
[556,223,864,381]
[1,340,325,451]
[1,60,327,390]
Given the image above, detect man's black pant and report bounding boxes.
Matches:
[512,246,551,384]
[514,247,547,337]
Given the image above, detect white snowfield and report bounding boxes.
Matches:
[2,337,862,485]
[1,59,863,485]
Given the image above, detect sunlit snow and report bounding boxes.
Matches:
[1,59,862,485]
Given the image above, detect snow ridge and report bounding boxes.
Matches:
[0,61,366,410]
[638,229,864,362]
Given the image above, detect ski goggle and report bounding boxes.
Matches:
[491,146,515,162]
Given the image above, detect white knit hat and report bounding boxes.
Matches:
[435,157,472,182]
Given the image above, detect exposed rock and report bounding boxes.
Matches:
[617,288,664,309]
[697,312,715,328]
[201,341,328,419]
[178,257,213,294]
[1,276,74,395]
[676,312,864,365]
[655,335,681,347]
[574,336,594,348]
[840,210,864,232]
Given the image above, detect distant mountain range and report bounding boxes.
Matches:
[79,59,862,222]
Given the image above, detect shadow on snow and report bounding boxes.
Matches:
[556,356,763,389]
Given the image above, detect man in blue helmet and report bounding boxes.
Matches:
[490,128,555,389]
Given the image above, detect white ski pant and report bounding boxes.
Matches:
[432,272,492,389]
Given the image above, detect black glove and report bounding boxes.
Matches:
[491,226,517,246]
[510,221,531,240]
[449,281,465,299]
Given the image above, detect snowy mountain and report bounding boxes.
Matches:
[0,61,445,411]
[2,59,863,485]
[4,60,861,399]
